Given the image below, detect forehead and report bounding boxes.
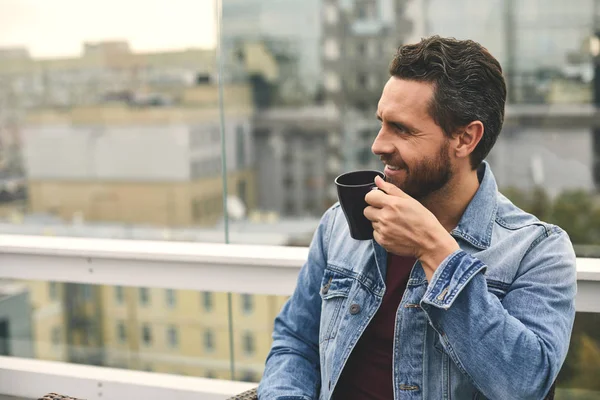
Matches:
[377,77,435,120]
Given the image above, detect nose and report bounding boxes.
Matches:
[371,127,394,156]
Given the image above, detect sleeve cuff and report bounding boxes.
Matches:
[421,250,487,310]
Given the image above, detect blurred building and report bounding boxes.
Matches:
[98,286,288,380]
[321,0,412,172]
[253,107,342,214]
[0,41,215,109]
[405,0,595,104]
[321,0,412,114]
[222,0,321,98]
[0,281,34,359]
[0,41,217,216]
[21,85,256,228]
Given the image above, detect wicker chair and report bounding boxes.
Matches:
[37,390,259,400]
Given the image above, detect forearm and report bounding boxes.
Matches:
[258,316,321,400]
[420,250,574,399]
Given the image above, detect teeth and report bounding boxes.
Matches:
[386,165,400,171]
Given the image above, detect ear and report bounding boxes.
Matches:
[454,121,484,160]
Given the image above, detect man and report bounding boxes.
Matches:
[258,36,576,400]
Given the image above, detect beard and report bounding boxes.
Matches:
[382,140,453,200]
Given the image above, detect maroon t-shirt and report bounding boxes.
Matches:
[333,254,416,400]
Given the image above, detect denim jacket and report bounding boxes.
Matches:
[259,162,577,400]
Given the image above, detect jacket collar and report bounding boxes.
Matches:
[450,161,498,250]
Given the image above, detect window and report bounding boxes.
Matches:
[202,292,214,312]
[190,160,202,179]
[49,282,58,301]
[115,286,124,305]
[357,42,366,56]
[204,329,215,352]
[324,38,340,60]
[165,289,177,308]
[205,370,217,379]
[139,288,150,306]
[284,199,296,215]
[324,71,341,92]
[210,127,220,143]
[357,3,366,19]
[367,39,378,58]
[242,332,256,356]
[241,294,254,314]
[192,197,203,221]
[81,284,92,301]
[189,126,204,148]
[324,3,338,24]
[141,324,152,346]
[368,74,378,90]
[357,73,367,88]
[117,321,127,343]
[167,325,179,349]
[51,327,61,347]
[236,125,246,168]
[237,180,247,205]
[283,172,294,188]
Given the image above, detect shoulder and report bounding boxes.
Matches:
[494,191,574,257]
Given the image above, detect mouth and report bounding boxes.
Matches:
[384,164,405,177]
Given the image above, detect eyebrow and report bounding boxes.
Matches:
[376,113,419,134]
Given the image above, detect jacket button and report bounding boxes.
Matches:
[321,283,330,295]
[349,303,361,315]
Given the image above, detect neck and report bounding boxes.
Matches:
[421,167,480,232]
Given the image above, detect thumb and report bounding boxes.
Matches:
[375,175,408,198]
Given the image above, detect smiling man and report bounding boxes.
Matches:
[258,36,576,400]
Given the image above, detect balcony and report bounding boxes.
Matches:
[0,234,598,399]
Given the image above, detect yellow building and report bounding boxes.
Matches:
[99,285,288,381]
[25,281,67,363]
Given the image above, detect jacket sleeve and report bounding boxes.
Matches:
[258,206,336,400]
[420,226,577,399]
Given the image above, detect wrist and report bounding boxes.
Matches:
[418,231,460,279]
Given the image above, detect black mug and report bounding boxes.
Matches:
[335,170,385,240]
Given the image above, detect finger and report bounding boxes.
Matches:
[364,187,389,208]
[373,229,385,248]
[375,175,409,198]
[363,206,379,222]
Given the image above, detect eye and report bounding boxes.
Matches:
[393,124,407,133]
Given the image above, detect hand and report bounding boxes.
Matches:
[364,176,460,281]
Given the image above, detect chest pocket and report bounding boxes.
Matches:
[319,267,353,343]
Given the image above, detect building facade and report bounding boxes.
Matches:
[22,86,256,227]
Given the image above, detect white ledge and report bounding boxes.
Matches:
[0,234,308,267]
[0,355,255,400]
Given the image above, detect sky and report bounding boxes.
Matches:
[0,0,217,58]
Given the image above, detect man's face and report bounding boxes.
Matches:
[372,77,454,200]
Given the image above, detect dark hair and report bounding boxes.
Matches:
[389,36,506,169]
